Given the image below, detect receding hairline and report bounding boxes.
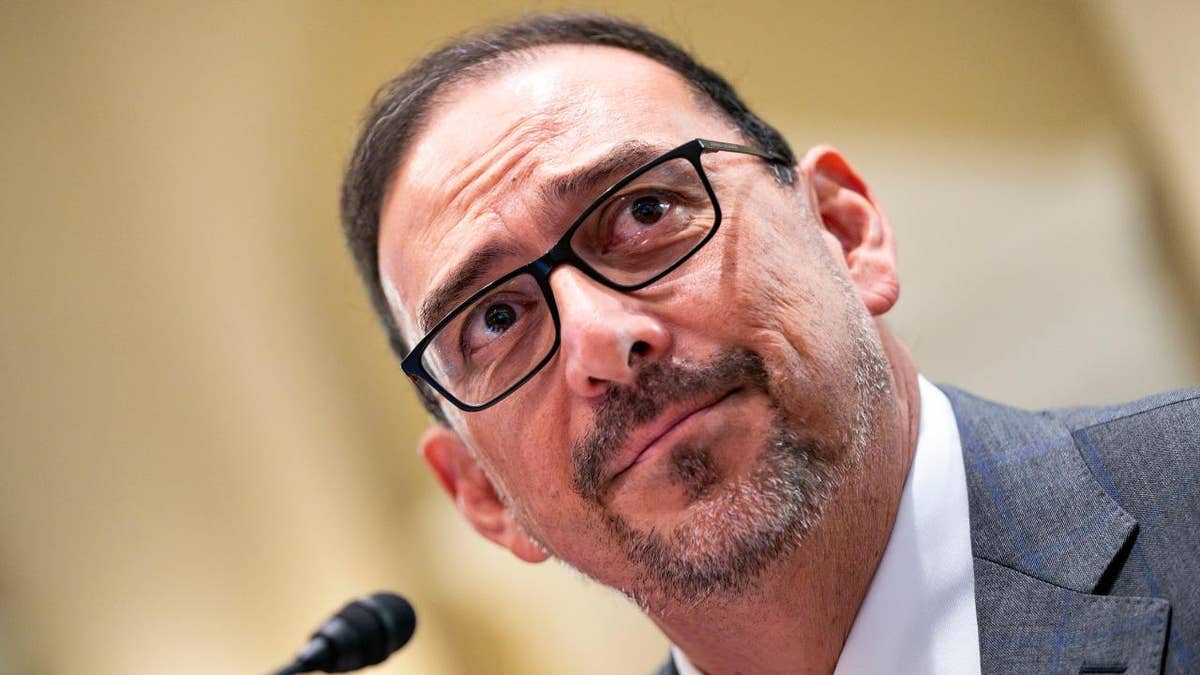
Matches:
[384,42,735,204]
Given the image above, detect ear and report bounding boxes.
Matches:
[799,146,899,316]
[419,425,551,564]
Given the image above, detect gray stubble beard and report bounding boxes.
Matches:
[603,309,893,612]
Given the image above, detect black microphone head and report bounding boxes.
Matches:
[358,592,417,655]
[295,592,416,673]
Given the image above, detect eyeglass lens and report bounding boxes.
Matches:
[421,155,717,407]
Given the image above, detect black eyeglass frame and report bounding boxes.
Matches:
[400,138,791,412]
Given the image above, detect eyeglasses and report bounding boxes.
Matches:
[401,138,791,412]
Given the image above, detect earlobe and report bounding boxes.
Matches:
[419,426,550,564]
[799,146,900,316]
[507,526,551,564]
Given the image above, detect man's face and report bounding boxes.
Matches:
[377,46,892,607]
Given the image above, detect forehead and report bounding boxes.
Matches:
[377,45,734,340]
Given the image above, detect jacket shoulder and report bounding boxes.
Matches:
[1047,387,1200,432]
[1050,387,1200,501]
[944,384,1200,510]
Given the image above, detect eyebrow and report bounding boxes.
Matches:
[416,140,667,336]
[418,240,522,333]
[541,140,661,204]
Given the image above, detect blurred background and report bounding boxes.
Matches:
[2,1,1198,673]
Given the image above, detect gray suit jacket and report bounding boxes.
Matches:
[655,386,1200,674]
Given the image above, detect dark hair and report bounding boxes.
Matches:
[340,12,795,424]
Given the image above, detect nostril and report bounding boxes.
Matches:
[628,340,651,366]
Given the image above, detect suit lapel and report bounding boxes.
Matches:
[973,559,1169,674]
[943,387,1170,674]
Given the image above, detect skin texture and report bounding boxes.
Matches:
[377,45,921,675]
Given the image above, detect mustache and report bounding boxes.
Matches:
[572,348,770,503]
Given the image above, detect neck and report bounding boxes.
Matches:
[650,324,921,675]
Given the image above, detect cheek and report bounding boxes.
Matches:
[464,403,590,531]
[692,206,863,403]
[711,212,827,341]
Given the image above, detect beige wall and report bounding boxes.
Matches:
[1,2,1196,674]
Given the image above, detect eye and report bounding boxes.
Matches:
[483,303,517,334]
[599,191,683,251]
[462,298,527,356]
[629,195,670,225]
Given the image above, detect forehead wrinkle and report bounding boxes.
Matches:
[388,108,567,330]
[540,140,658,205]
[429,106,573,219]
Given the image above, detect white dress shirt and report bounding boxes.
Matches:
[672,376,981,674]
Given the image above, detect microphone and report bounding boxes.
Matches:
[270,591,417,675]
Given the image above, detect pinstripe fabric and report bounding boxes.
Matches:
[654,387,1200,675]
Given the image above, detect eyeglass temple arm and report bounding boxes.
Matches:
[696,138,791,166]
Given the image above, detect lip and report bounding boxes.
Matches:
[605,387,741,490]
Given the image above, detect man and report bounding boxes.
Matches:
[339,13,1199,675]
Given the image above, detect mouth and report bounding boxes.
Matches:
[604,386,743,492]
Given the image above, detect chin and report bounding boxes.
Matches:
[603,406,846,608]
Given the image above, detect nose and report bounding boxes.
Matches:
[550,268,671,399]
